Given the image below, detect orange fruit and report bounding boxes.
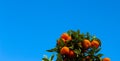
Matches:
[61,33,72,42]
[60,46,70,55]
[82,39,91,49]
[103,57,110,61]
[91,40,100,48]
[67,36,72,41]
[69,50,75,57]
[61,33,69,40]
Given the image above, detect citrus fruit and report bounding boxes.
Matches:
[60,46,70,55]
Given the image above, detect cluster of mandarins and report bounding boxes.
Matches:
[43,30,110,61]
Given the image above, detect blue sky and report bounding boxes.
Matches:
[0,0,120,61]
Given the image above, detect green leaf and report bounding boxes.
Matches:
[94,56,102,61]
[98,57,102,61]
[80,33,85,39]
[67,30,72,36]
[69,45,74,49]
[100,57,103,61]
[56,53,62,61]
[92,36,96,39]
[86,32,90,40]
[88,47,96,55]
[59,38,65,47]
[96,54,103,57]
[49,54,54,61]
[77,30,80,34]
[78,42,82,48]
[46,48,57,52]
[42,58,49,61]
[95,48,101,53]
[74,49,81,55]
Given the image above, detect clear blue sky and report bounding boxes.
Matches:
[0,0,120,61]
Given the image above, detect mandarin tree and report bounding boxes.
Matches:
[42,30,110,61]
